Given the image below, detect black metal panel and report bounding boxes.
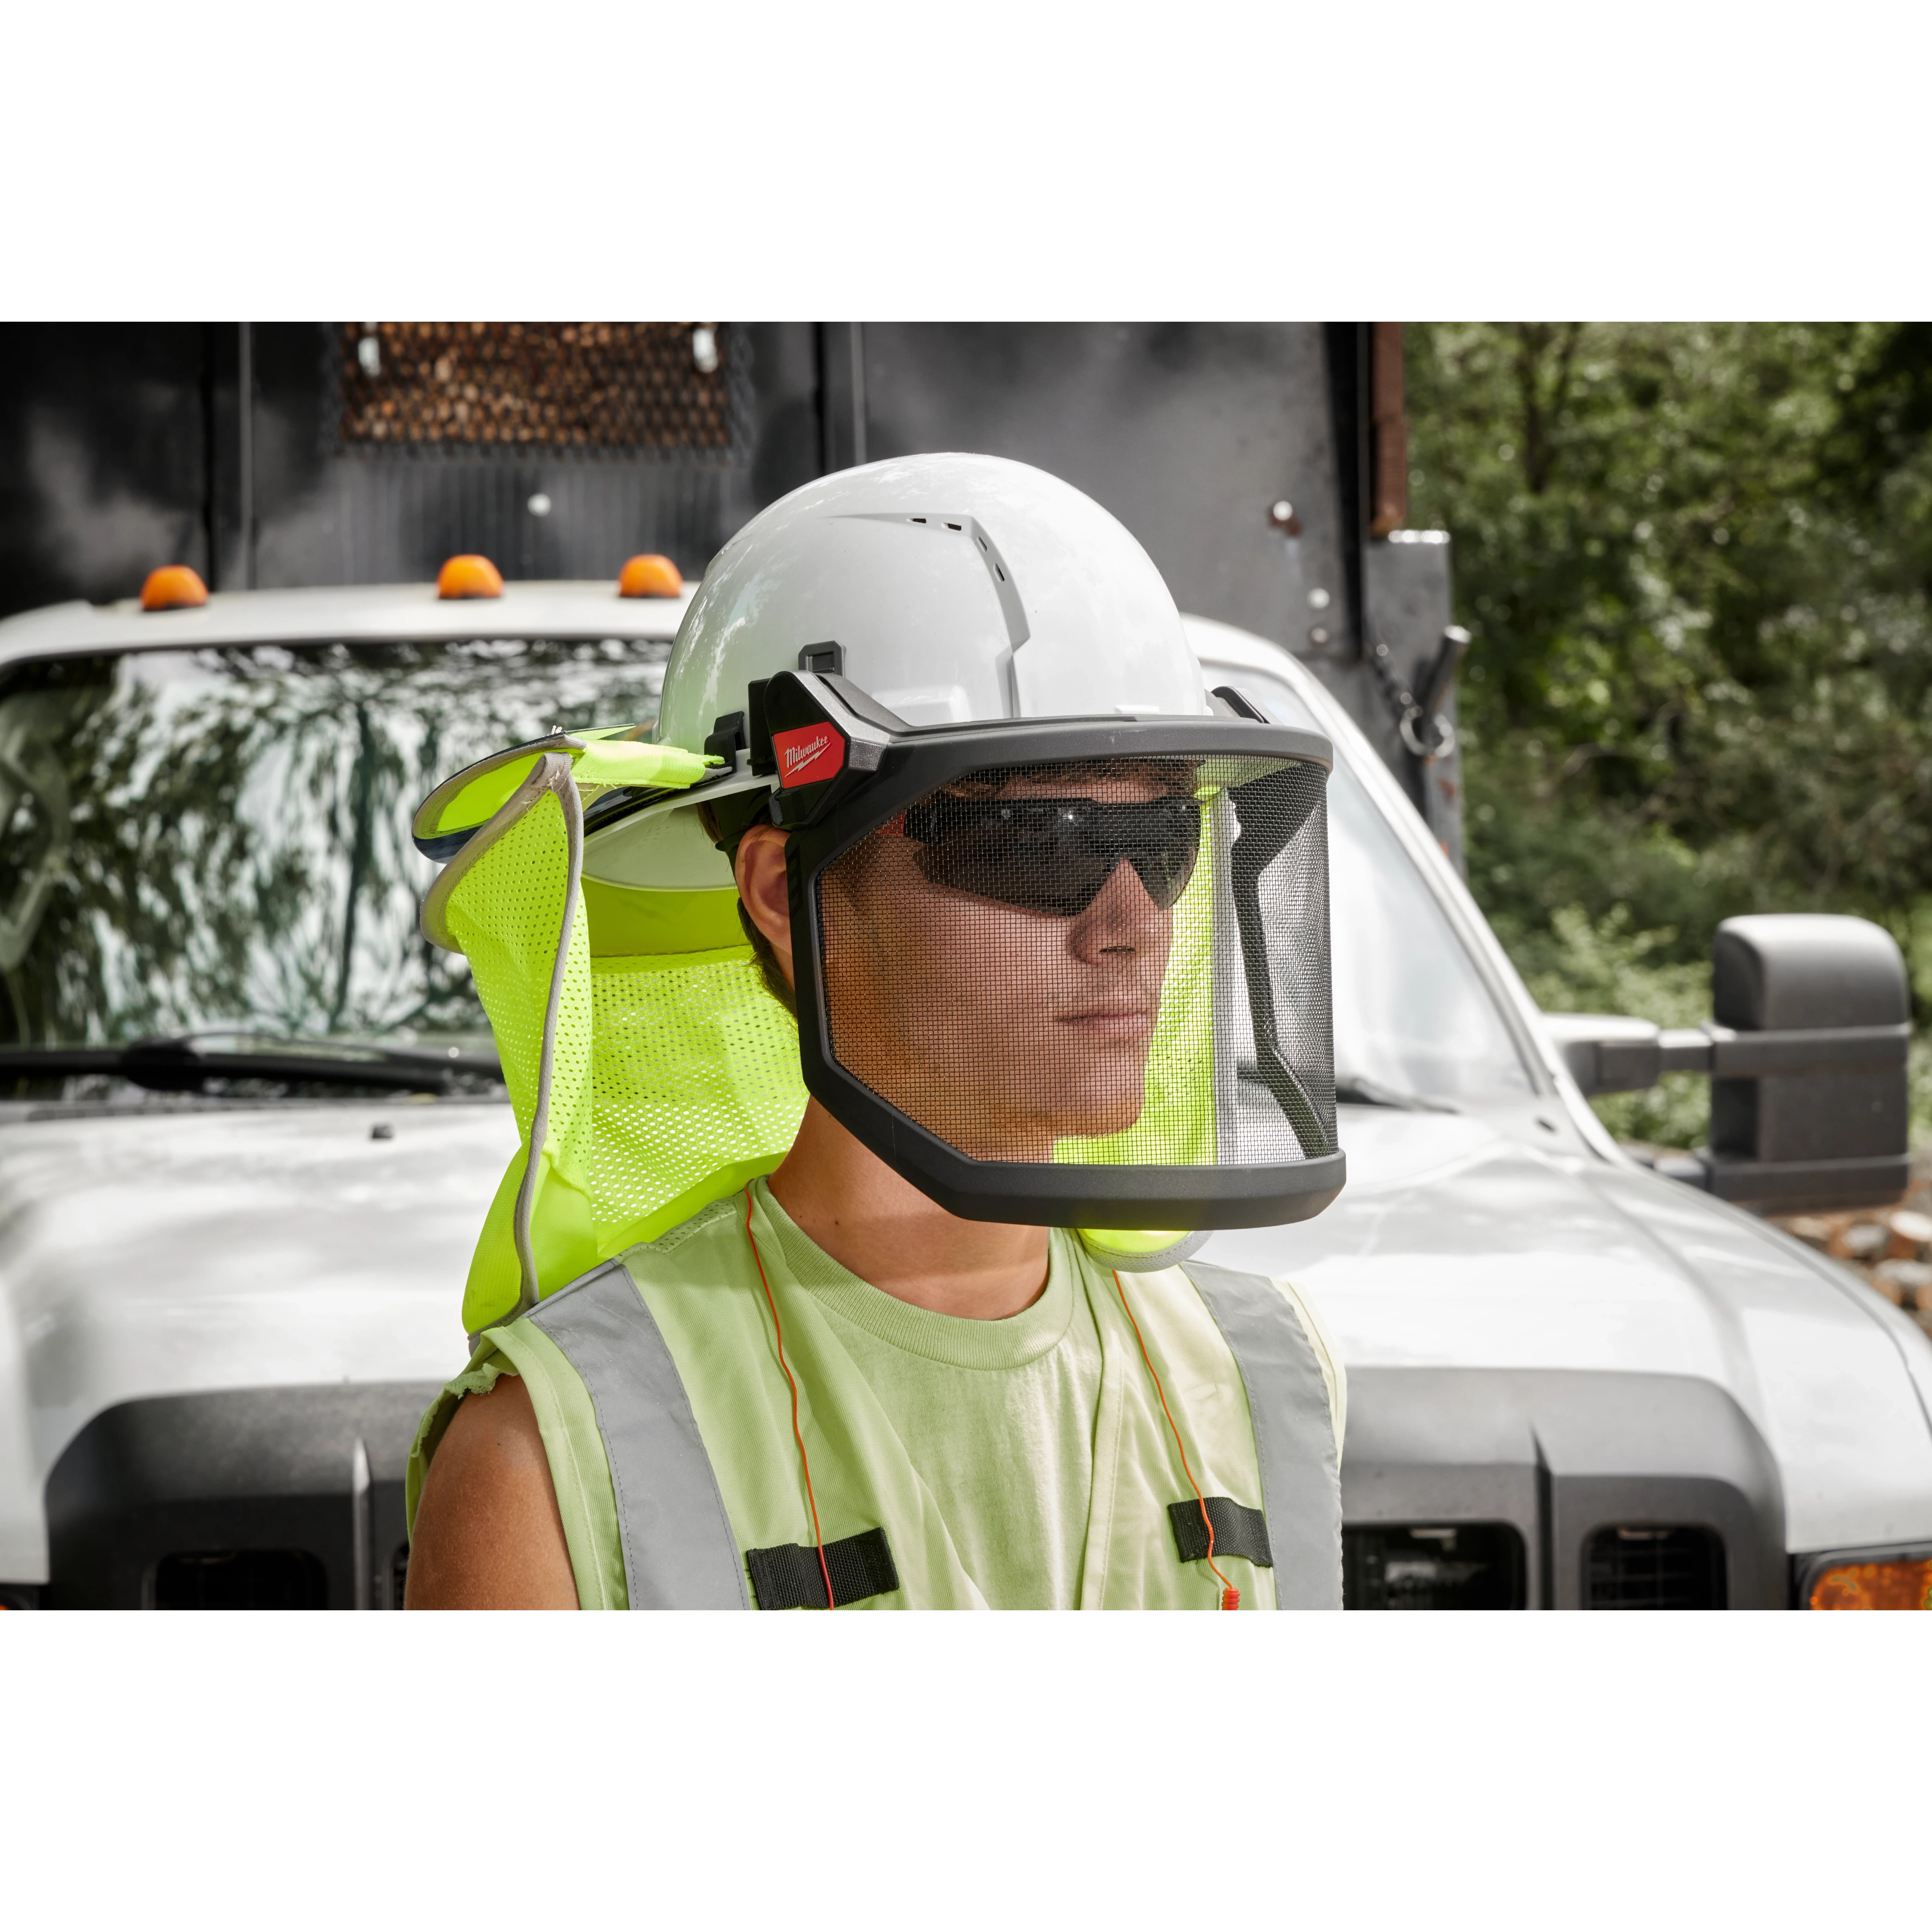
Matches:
[44,1382,440,1609]
[856,323,1349,659]
[0,324,212,613]
[816,323,868,473]
[0,324,824,620]
[248,322,821,592]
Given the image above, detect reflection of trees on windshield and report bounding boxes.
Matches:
[0,691,76,988]
[0,639,667,1048]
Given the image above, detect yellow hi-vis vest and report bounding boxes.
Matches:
[407,1185,1346,1610]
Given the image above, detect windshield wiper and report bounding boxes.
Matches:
[1334,1072,1459,1113]
[0,1035,503,1096]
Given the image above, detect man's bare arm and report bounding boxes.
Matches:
[404,1376,579,1609]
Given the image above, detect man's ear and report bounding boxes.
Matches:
[734,824,795,988]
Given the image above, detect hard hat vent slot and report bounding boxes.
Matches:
[841,512,1032,650]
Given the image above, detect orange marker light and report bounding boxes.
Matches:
[1808,1558,1932,1609]
[618,553,682,598]
[437,554,504,600]
[140,565,209,611]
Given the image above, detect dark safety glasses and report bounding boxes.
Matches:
[899,791,1203,917]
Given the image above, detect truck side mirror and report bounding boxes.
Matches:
[1543,914,1910,1214]
[1706,915,1909,1211]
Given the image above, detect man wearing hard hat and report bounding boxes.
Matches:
[404,454,1347,1609]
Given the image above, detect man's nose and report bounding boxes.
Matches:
[1068,858,1165,961]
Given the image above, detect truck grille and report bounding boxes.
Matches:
[1344,1523,1527,1609]
[153,1549,327,1610]
[1585,1526,1726,1609]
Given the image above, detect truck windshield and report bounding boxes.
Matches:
[0,635,1534,1108]
[1201,663,1534,1105]
[0,639,670,1056]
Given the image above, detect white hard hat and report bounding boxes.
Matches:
[583,454,1210,889]
[574,452,1341,1234]
[664,452,1209,737]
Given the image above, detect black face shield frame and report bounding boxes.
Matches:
[747,667,1345,1230]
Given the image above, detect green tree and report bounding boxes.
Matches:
[1407,323,1932,1143]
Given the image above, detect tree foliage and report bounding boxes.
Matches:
[1407,323,1932,1141]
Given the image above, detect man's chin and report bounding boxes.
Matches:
[1041,1082,1152,1146]
[846,1052,1154,1160]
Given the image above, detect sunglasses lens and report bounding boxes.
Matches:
[1127,829,1199,910]
[907,793,1200,915]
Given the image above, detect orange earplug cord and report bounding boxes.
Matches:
[741,1199,1229,1615]
[745,1190,836,1610]
[1114,1271,1240,1611]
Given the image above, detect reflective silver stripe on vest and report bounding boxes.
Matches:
[1184,1262,1344,1609]
[526,1262,749,1610]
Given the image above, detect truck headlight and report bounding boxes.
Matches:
[1800,1547,1932,1609]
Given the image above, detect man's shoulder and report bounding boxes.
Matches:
[611,1191,754,1292]
[635,1191,743,1256]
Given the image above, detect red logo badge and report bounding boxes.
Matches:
[772,722,845,787]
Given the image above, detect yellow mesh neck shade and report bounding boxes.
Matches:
[418,739,1209,1335]
[420,747,807,1335]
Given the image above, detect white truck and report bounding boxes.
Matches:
[1,577,1927,1609]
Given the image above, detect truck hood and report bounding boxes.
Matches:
[1199,1106,1932,1554]
[5,1097,1931,1579]
[0,1099,512,1578]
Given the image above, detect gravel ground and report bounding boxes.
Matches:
[1765,1150,1932,1340]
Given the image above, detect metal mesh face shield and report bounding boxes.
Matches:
[767,672,1343,1228]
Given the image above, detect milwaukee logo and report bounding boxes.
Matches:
[772,723,844,786]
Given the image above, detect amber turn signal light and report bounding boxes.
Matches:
[1807,1557,1932,1609]
[437,554,504,599]
[618,553,682,598]
[140,565,209,611]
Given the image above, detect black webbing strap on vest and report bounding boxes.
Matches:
[746,1527,899,1610]
[1168,1495,1274,1568]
